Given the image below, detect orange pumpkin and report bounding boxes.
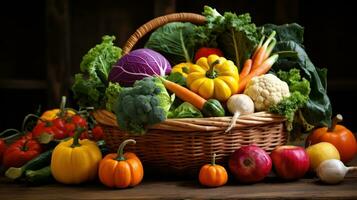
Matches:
[306,114,357,163]
[98,139,143,188]
[199,153,228,187]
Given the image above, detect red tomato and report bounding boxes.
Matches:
[194,47,224,62]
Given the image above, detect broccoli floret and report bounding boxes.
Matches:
[114,76,171,135]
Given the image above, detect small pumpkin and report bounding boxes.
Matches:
[199,153,228,187]
[51,128,102,184]
[187,54,239,101]
[98,139,143,188]
[306,114,357,163]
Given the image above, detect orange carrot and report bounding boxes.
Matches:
[237,54,279,93]
[239,59,252,80]
[161,78,207,110]
[251,31,276,70]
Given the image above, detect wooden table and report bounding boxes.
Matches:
[1,170,357,200]
[1,155,356,200]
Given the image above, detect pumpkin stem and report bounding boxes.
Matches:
[71,127,86,148]
[211,153,217,166]
[116,139,136,161]
[328,114,343,132]
[206,59,220,79]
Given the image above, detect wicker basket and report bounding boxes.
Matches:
[93,12,287,174]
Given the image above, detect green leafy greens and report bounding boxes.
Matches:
[269,69,311,136]
[261,24,332,129]
[72,35,122,109]
[145,22,197,65]
[196,6,259,68]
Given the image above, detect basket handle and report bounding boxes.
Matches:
[122,13,206,55]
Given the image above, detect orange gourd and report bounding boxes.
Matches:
[98,139,143,188]
[198,153,228,187]
[306,114,357,163]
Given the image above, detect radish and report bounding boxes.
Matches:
[225,94,254,132]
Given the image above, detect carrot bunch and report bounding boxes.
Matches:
[237,31,279,93]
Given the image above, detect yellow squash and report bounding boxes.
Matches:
[171,62,200,78]
[187,54,239,101]
[51,129,102,184]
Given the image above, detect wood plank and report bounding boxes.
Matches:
[0,172,356,200]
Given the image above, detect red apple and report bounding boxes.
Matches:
[229,145,272,183]
[270,145,310,180]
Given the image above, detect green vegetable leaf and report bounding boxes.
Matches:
[71,74,105,108]
[262,23,332,127]
[261,23,304,45]
[105,82,121,112]
[196,6,259,68]
[273,41,332,127]
[80,35,122,79]
[166,72,186,86]
[145,22,197,65]
[269,69,311,140]
[72,35,122,108]
[168,102,203,119]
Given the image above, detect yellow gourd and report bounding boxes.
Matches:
[187,55,239,101]
[51,128,102,184]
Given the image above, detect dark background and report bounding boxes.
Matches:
[0,0,356,132]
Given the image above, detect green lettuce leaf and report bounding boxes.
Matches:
[72,35,122,108]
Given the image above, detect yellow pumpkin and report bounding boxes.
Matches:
[187,54,239,101]
[51,128,102,184]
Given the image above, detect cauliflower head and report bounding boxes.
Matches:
[244,74,290,111]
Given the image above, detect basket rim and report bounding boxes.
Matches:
[93,109,286,132]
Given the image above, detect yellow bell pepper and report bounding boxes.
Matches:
[187,55,239,101]
[51,128,102,184]
[40,109,75,121]
[171,62,201,78]
[40,96,75,121]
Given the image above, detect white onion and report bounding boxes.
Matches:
[316,159,357,184]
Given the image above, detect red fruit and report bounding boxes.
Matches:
[194,47,224,62]
[270,145,310,180]
[92,125,104,141]
[2,134,42,168]
[229,145,272,183]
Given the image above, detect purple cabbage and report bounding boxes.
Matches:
[109,48,171,86]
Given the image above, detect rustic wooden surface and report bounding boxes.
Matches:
[1,162,356,200]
